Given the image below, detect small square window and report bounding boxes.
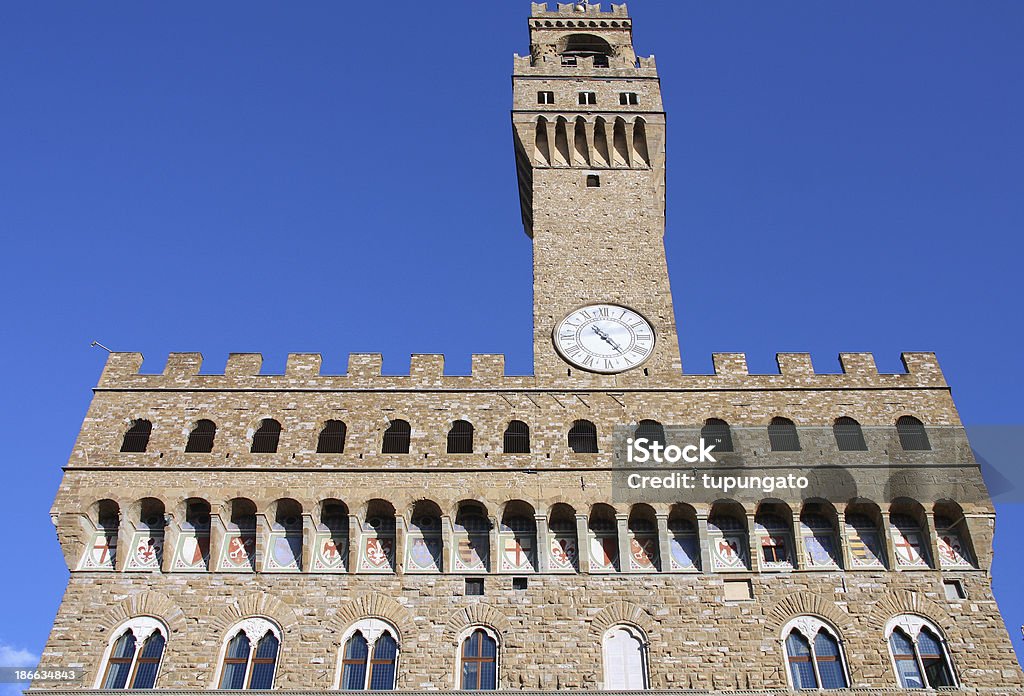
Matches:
[561,56,578,67]
[512,577,528,591]
[723,578,753,602]
[578,91,597,106]
[465,578,484,596]
[537,90,555,105]
[943,579,966,601]
[619,92,639,106]
[586,174,600,188]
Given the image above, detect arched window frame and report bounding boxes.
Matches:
[334,618,401,690]
[833,417,868,451]
[885,615,957,689]
[447,420,474,454]
[185,419,217,453]
[120,419,153,453]
[382,419,411,454]
[250,418,282,454]
[896,415,931,451]
[601,623,650,690]
[214,618,281,690]
[768,417,801,452]
[454,626,500,690]
[780,616,850,690]
[316,420,347,454]
[701,418,733,453]
[568,419,599,453]
[502,420,530,454]
[95,617,168,689]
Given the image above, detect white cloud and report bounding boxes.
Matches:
[0,643,41,696]
[0,644,37,668]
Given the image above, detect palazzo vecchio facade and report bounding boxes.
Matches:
[33,3,1024,695]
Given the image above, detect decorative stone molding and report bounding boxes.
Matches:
[327,593,414,642]
[97,591,186,634]
[208,592,298,636]
[764,592,853,637]
[442,603,512,645]
[587,601,656,639]
[867,589,954,635]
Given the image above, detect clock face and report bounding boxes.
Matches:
[553,304,656,373]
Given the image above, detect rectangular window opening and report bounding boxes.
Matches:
[578,91,597,106]
[512,577,528,591]
[586,174,600,188]
[943,579,966,601]
[465,578,485,596]
[619,92,639,106]
[537,90,555,105]
[723,578,753,602]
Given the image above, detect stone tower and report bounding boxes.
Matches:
[31,3,1024,695]
[512,2,681,381]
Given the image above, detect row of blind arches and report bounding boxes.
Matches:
[120,415,933,455]
[98,612,956,691]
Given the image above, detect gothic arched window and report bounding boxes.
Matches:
[887,616,956,689]
[98,618,167,689]
[120,419,152,453]
[459,628,498,690]
[503,420,530,454]
[447,420,474,454]
[317,420,347,454]
[602,625,648,690]
[185,419,216,453]
[833,417,867,451]
[382,419,411,454]
[768,417,801,451]
[250,419,281,454]
[896,416,931,451]
[701,418,733,452]
[218,619,280,690]
[338,619,400,690]
[568,419,598,453]
[782,617,849,690]
[633,419,665,447]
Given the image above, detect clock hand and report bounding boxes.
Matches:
[591,325,626,354]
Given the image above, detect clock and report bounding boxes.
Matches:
[553,303,656,373]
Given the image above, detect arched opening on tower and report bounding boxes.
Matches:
[558,33,614,67]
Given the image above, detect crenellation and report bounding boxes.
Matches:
[98,351,143,386]
[712,352,749,377]
[224,352,263,376]
[839,352,878,375]
[901,351,945,381]
[285,353,322,377]
[410,354,445,383]
[346,353,383,379]
[775,352,814,377]
[472,353,506,380]
[163,352,203,378]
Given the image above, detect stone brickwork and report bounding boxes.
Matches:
[31,2,1023,695]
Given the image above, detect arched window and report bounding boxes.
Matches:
[382,420,411,454]
[447,420,474,454]
[934,506,975,569]
[173,498,211,571]
[406,501,443,573]
[568,419,598,453]
[768,417,801,452]
[844,508,886,569]
[633,420,665,447]
[453,502,491,572]
[833,417,867,451]
[896,416,931,451]
[708,507,750,571]
[358,500,397,573]
[218,619,280,690]
[889,510,930,568]
[185,420,216,453]
[887,616,956,688]
[701,418,733,452]
[98,618,167,689]
[312,500,349,572]
[121,420,152,453]
[503,421,530,453]
[602,625,648,690]
[338,619,399,690]
[800,507,841,569]
[317,420,347,454]
[250,419,281,454]
[499,502,537,573]
[81,499,119,571]
[459,628,498,690]
[548,503,579,572]
[782,617,849,690]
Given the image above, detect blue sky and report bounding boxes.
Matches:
[1,0,1022,672]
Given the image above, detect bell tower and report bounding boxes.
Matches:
[512,2,681,382]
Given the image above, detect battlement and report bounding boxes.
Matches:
[531,3,629,18]
[96,350,947,391]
